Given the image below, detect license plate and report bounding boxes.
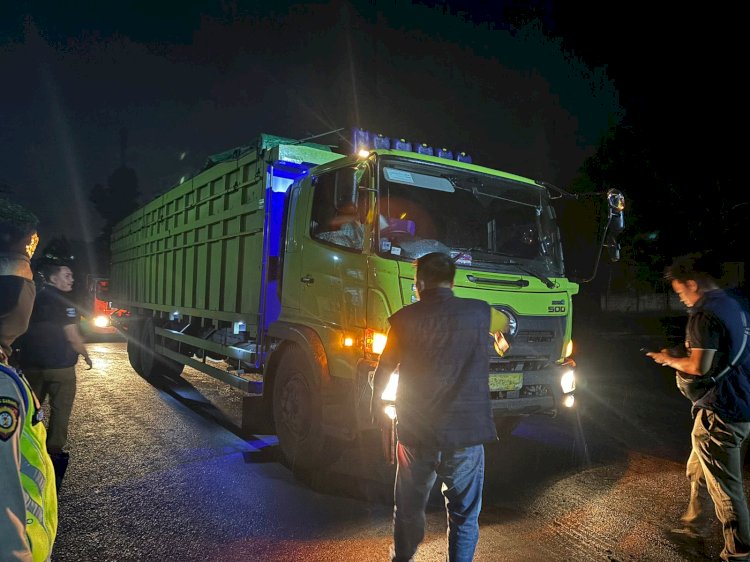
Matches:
[489,373,523,392]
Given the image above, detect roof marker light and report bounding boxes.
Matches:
[394,138,412,151]
[373,134,391,149]
[351,128,476,165]
[353,128,371,154]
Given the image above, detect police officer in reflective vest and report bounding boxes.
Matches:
[0,198,57,562]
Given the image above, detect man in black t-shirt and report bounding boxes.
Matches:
[17,259,91,489]
[648,253,750,562]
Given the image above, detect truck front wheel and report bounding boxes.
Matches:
[273,346,332,471]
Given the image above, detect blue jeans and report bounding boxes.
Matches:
[392,442,485,562]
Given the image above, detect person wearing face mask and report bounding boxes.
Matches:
[0,198,57,562]
[14,238,91,492]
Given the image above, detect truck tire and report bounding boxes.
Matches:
[126,319,143,374]
[139,318,184,378]
[273,346,332,471]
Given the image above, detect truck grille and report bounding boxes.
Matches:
[517,330,554,343]
[491,384,551,400]
[490,359,549,373]
[488,315,565,361]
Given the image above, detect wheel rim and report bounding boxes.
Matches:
[280,372,311,441]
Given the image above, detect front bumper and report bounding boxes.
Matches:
[356,360,574,430]
[490,368,559,416]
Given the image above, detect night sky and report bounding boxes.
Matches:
[0,1,742,254]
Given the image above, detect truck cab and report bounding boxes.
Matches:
[272,148,581,457]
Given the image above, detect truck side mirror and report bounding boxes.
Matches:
[605,189,625,262]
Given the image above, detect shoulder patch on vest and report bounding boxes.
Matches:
[0,397,20,441]
[66,307,77,318]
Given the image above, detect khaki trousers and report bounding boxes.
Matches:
[23,366,77,454]
[682,445,713,532]
[692,408,750,562]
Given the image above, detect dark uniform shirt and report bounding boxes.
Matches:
[688,289,750,422]
[17,285,80,370]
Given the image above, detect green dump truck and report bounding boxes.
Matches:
[110,130,624,470]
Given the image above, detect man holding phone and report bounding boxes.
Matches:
[647,253,750,562]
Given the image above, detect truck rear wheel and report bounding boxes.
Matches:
[273,346,332,471]
[139,318,184,378]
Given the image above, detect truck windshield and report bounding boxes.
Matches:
[376,157,564,277]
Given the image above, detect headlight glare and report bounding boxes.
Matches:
[381,371,399,401]
[560,369,575,393]
[93,315,110,328]
[365,329,388,354]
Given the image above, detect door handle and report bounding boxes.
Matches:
[301,275,314,285]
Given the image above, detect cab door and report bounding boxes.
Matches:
[279,180,309,315]
[297,164,372,338]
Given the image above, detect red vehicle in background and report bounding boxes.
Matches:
[80,275,128,339]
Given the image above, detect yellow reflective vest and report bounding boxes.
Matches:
[0,363,57,562]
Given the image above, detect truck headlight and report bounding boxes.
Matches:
[560,369,575,394]
[381,370,399,401]
[381,370,399,419]
[365,329,388,354]
[93,315,110,328]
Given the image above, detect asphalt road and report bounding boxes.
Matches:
[48,312,737,561]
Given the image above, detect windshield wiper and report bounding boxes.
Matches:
[453,247,556,289]
[452,247,515,261]
[501,260,556,289]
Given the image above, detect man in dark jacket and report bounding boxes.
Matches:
[648,253,750,562]
[372,252,509,562]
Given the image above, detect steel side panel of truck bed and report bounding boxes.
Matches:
[109,136,342,330]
